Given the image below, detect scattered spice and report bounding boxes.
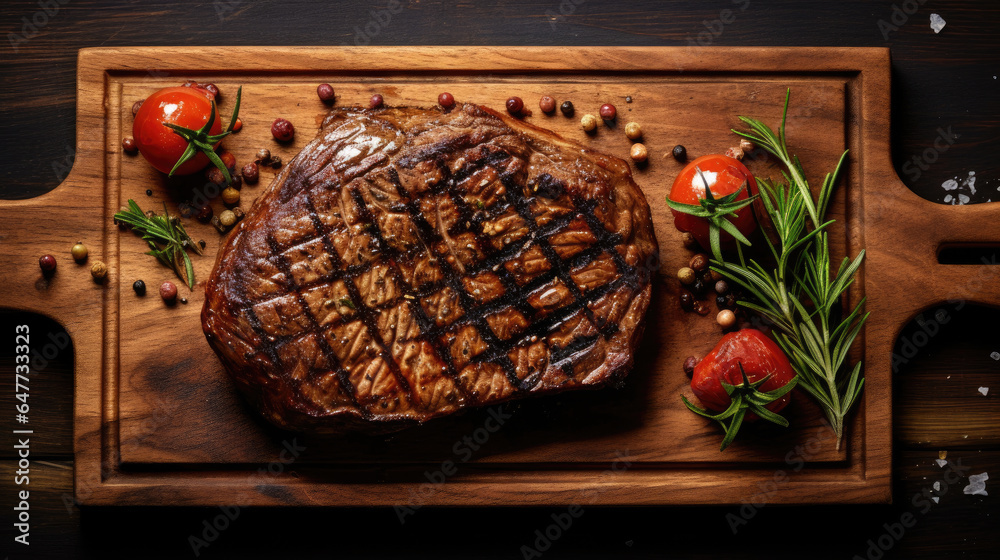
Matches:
[963,472,988,496]
[39,254,56,273]
[506,96,524,115]
[269,155,282,169]
[690,253,709,271]
[317,83,336,104]
[677,267,696,285]
[672,145,687,161]
[71,242,88,263]
[271,118,294,142]
[630,143,648,163]
[683,356,699,377]
[369,94,384,109]
[90,261,108,281]
[559,100,574,117]
[716,309,736,329]
[145,189,153,196]
[438,92,455,109]
[581,114,598,132]
[538,96,556,114]
[599,103,617,121]
[255,148,271,164]
[715,280,729,294]
[739,138,755,153]
[681,232,698,250]
[133,279,146,296]
[222,187,240,206]
[220,150,236,171]
[625,95,633,103]
[122,137,138,154]
[180,297,188,304]
[624,122,642,141]
[693,301,710,316]
[160,281,178,304]
[978,386,989,396]
[196,205,214,224]
[131,99,143,116]
[242,162,259,184]
[678,289,695,312]
[219,209,237,228]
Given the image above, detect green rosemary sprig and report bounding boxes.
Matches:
[716,89,868,449]
[113,199,203,290]
[682,363,798,451]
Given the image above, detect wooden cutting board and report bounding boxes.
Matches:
[3,46,997,506]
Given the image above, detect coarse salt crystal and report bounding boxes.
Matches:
[933,481,942,491]
[963,472,989,496]
[978,386,989,396]
[936,459,949,468]
[944,194,953,203]
[930,13,946,33]
[932,496,940,503]
[958,194,970,204]
[942,179,959,191]
[990,351,1000,360]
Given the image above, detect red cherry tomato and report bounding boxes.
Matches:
[668,154,758,250]
[691,328,795,418]
[132,86,221,176]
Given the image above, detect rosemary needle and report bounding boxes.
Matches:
[113,199,203,290]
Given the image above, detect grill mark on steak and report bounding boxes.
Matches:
[202,103,657,432]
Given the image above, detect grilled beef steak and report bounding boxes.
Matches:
[202,103,658,432]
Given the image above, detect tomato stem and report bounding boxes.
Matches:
[162,85,242,184]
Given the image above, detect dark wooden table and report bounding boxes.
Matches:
[1,1,997,558]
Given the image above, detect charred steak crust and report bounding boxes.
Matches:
[202,103,658,432]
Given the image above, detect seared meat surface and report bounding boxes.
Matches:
[202,103,658,432]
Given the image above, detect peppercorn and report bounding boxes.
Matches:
[716,294,729,310]
[717,309,737,329]
[229,173,242,191]
[672,145,687,161]
[559,100,574,117]
[599,103,617,121]
[180,297,188,305]
[715,280,729,295]
[690,277,707,297]
[70,242,88,262]
[690,253,709,271]
[220,151,236,171]
[133,279,146,296]
[317,83,336,104]
[271,118,294,142]
[203,83,220,99]
[438,92,455,109]
[242,162,259,184]
[678,289,695,312]
[39,254,57,273]
[693,301,710,316]
[505,96,524,115]
[624,122,642,140]
[122,137,138,154]
[369,94,384,109]
[206,166,226,186]
[198,239,206,249]
[255,148,271,164]
[131,99,143,116]
[677,267,696,285]
[269,155,282,169]
[231,118,243,132]
[222,187,240,206]
[195,204,213,224]
[683,356,699,377]
[90,261,108,281]
[581,114,598,132]
[539,96,556,113]
[681,232,698,250]
[160,281,177,304]
[630,143,648,163]
[145,189,153,196]
[740,138,755,153]
[219,209,237,227]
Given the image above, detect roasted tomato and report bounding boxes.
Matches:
[683,328,797,450]
[667,154,758,252]
[132,86,222,176]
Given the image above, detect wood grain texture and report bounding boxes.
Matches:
[0,45,971,507]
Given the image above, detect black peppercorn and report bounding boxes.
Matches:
[672,145,687,161]
[559,100,574,117]
[716,294,729,310]
[691,278,706,297]
[133,279,146,296]
[678,289,695,312]
[145,189,153,196]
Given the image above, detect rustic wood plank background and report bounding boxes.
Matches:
[0,0,996,558]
